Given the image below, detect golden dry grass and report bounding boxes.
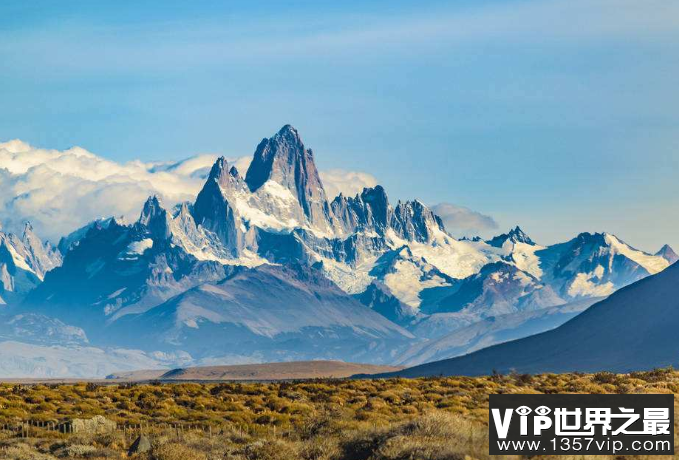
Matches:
[0,368,676,459]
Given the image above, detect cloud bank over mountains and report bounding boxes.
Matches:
[0,140,212,241]
[431,203,498,238]
[318,169,379,200]
[0,140,420,242]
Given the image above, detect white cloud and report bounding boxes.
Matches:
[0,140,254,242]
[431,203,498,238]
[320,169,379,199]
[0,140,376,242]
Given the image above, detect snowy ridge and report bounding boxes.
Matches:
[604,233,669,274]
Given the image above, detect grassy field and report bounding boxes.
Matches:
[0,368,677,459]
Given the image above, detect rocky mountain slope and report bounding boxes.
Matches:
[104,263,413,364]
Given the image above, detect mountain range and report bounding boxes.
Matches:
[0,125,674,377]
[376,259,679,377]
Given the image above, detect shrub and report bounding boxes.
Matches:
[152,442,207,460]
[242,439,299,460]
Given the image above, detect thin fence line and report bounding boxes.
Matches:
[0,420,285,439]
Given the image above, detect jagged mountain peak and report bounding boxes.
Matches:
[205,157,242,191]
[576,231,619,245]
[138,195,171,240]
[362,185,388,200]
[487,225,535,248]
[192,159,244,256]
[391,200,446,243]
[329,185,391,236]
[21,221,40,246]
[509,226,534,244]
[208,156,228,180]
[245,124,317,192]
[175,201,192,216]
[20,221,61,267]
[460,236,483,242]
[361,186,390,227]
[331,187,447,243]
[139,195,164,224]
[244,125,331,229]
[274,124,301,142]
[656,244,679,264]
[57,217,117,255]
[577,232,653,256]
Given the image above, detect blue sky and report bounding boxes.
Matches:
[1,0,678,252]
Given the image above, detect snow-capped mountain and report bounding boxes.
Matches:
[169,125,495,306]
[534,232,669,298]
[0,223,61,305]
[436,261,561,316]
[4,125,674,374]
[409,227,668,336]
[245,125,334,234]
[378,260,679,377]
[411,261,564,336]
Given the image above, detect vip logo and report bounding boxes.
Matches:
[492,404,670,439]
[489,394,674,455]
[492,405,554,438]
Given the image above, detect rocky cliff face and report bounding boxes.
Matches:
[192,158,245,257]
[330,186,391,236]
[391,200,446,243]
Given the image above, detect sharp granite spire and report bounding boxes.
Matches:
[245,125,333,230]
[192,157,244,256]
